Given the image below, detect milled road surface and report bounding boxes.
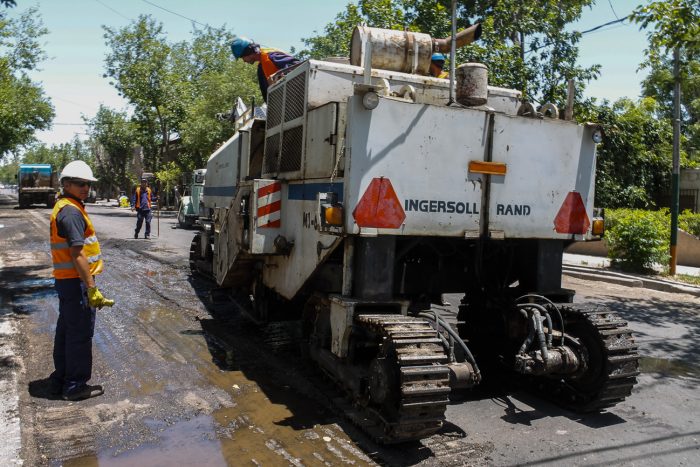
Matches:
[1,190,699,466]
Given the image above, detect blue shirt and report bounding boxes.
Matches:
[132,187,151,211]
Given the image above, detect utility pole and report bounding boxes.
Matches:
[670,47,681,275]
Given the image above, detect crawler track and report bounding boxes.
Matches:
[537,304,640,412]
[353,314,451,443]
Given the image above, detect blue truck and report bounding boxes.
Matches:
[17,164,57,208]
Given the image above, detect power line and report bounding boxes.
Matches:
[140,0,208,28]
[94,0,131,21]
[579,16,628,35]
[53,123,89,126]
[607,0,620,20]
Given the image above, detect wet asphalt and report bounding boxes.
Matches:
[1,195,699,466]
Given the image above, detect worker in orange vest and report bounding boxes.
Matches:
[49,160,114,400]
[230,36,300,101]
[131,178,153,239]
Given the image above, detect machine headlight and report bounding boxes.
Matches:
[362,91,380,110]
[592,128,603,144]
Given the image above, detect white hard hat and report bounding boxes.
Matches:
[59,160,98,182]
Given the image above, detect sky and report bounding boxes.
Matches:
[6,0,651,147]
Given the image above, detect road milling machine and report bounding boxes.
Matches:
[190,24,640,442]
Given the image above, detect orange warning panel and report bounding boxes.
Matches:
[554,191,590,234]
[352,177,406,229]
[468,160,507,175]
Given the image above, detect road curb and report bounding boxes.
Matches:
[563,265,700,297]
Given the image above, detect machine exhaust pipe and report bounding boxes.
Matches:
[433,23,482,53]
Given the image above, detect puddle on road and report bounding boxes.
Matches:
[73,301,372,465]
[640,356,700,379]
[3,278,54,290]
[64,415,227,467]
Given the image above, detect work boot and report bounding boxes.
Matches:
[48,377,63,396]
[62,384,104,401]
[134,232,138,239]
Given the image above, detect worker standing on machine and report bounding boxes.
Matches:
[230,36,300,101]
[49,160,114,401]
[429,53,449,79]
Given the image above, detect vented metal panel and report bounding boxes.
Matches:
[280,126,303,172]
[267,87,283,128]
[263,133,280,174]
[284,73,306,122]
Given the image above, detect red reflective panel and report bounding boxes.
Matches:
[352,177,406,229]
[554,191,590,234]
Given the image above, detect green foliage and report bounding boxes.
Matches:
[154,160,180,205]
[102,18,260,175]
[605,209,670,273]
[300,0,599,103]
[576,97,687,209]
[631,0,699,62]
[679,210,700,237]
[0,157,17,183]
[463,0,599,103]
[640,51,700,162]
[632,0,700,165]
[85,106,136,196]
[174,26,260,170]
[0,6,53,157]
[21,137,91,169]
[103,16,177,170]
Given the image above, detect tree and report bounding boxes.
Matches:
[103,17,262,181]
[641,54,700,160]
[464,1,599,103]
[21,138,93,170]
[0,6,54,157]
[85,105,136,197]
[175,26,260,171]
[577,97,689,209]
[103,15,180,172]
[632,1,700,162]
[299,0,599,105]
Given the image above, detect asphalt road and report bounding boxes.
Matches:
[1,191,699,466]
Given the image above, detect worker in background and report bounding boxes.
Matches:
[230,36,301,101]
[49,160,114,401]
[429,53,449,79]
[131,178,153,239]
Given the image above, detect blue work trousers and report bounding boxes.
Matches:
[135,209,152,237]
[51,278,96,394]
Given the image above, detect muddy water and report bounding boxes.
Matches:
[53,251,374,466]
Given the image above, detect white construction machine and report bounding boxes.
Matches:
[189,23,639,442]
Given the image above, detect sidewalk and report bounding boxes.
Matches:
[563,253,700,297]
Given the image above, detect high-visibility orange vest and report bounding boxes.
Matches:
[260,48,281,83]
[50,197,103,279]
[135,186,152,209]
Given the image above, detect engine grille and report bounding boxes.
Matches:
[280,126,303,172]
[263,70,307,176]
[284,73,306,122]
[267,87,283,128]
[264,133,280,173]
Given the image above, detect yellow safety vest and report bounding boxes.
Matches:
[50,197,103,279]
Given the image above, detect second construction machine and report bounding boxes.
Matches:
[190,24,640,442]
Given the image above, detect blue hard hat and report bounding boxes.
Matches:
[431,52,446,63]
[231,36,252,59]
